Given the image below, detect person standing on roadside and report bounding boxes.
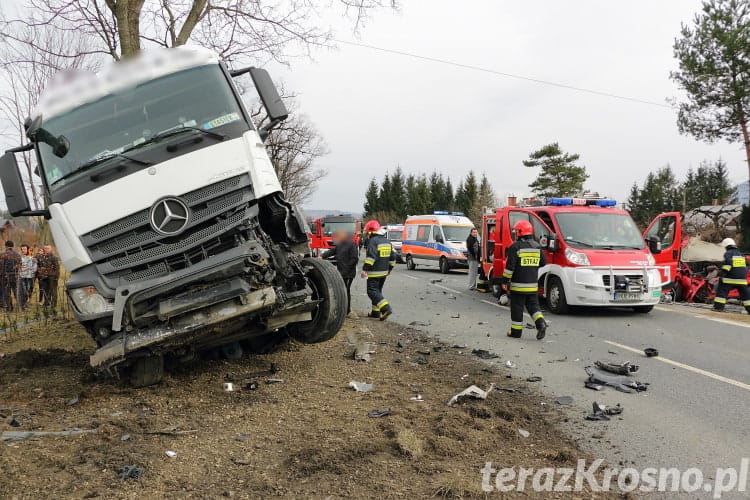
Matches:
[19,244,37,308]
[361,220,395,321]
[466,227,480,290]
[321,230,359,317]
[0,241,22,311]
[38,245,60,308]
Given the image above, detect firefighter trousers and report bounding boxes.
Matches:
[366,277,391,317]
[509,292,545,337]
[714,281,750,313]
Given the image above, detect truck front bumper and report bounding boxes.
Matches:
[549,265,667,307]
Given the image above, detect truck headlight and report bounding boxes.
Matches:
[565,247,590,266]
[69,287,112,315]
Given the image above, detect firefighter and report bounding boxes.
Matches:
[501,220,548,339]
[713,238,750,313]
[361,220,395,320]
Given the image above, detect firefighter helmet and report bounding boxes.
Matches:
[513,220,533,238]
[721,238,737,248]
[364,220,381,234]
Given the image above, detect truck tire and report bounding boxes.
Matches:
[406,255,416,270]
[288,257,347,344]
[129,354,164,388]
[633,305,654,314]
[439,257,451,274]
[547,276,569,314]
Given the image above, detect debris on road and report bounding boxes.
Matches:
[119,465,144,480]
[416,349,431,356]
[594,360,639,375]
[413,356,429,365]
[471,349,499,359]
[66,397,79,406]
[367,408,392,418]
[120,434,131,442]
[555,396,574,406]
[6,417,20,427]
[430,279,443,284]
[526,376,542,382]
[585,381,604,391]
[584,367,648,393]
[265,378,284,384]
[585,402,624,421]
[165,451,177,458]
[349,381,374,393]
[353,342,376,363]
[518,428,530,438]
[505,360,515,368]
[1,428,97,441]
[408,321,430,327]
[409,394,424,402]
[242,381,260,391]
[548,356,568,363]
[644,348,659,357]
[223,382,235,392]
[447,384,494,406]
[451,313,461,318]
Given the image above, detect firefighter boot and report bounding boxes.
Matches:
[379,305,393,321]
[713,297,726,312]
[535,318,548,340]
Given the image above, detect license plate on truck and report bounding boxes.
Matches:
[613,292,641,302]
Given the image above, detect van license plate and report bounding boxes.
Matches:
[614,293,641,302]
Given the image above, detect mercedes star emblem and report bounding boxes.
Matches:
[150,197,190,236]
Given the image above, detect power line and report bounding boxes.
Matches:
[334,39,672,109]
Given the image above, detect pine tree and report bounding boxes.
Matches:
[390,167,408,218]
[469,173,497,226]
[524,143,589,197]
[379,173,393,214]
[363,177,380,217]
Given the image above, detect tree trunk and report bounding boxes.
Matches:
[108,0,146,58]
[741,119,750,202]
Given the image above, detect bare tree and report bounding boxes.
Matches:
[2,0,398,61]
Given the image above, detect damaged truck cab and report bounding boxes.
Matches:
[0,47,347,386]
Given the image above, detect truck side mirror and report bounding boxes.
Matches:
[248,67,288,141]
[546,234,557,251]
[646,236,661,254]
[0,150,39,217]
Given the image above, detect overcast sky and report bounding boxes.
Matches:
[271,0,745,213]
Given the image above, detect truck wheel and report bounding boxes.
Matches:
[633,305,654,313]
[288,257,347,343]
[129,354,164,388]
[547,276,569,314]
[439,257,451,274]
[673,284,684,302]
[406,255,416,270]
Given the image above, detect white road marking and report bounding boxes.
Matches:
[655,305,750,329]
[604,340,750,392]
[482,299,502,308]
[402,274,419,280]
[434,284,463,295]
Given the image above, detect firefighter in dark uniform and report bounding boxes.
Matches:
[501,220,548,339]
[361,220,395,320]
[713,237,750,313]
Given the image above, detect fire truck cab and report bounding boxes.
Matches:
[481,199,680,314]
[308,214,360,256]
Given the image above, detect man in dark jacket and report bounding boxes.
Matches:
[466,228,480,290]
[501,220,548,340]
[714,237,750,313]
[0,241,21,310]
[322,230,359,316]
[361,220,395,321]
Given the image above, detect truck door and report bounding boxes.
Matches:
[643,212,682,287]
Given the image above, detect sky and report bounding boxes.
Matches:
[269,0,746,213]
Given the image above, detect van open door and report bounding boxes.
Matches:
[643,212,682,288]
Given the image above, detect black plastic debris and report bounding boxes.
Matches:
[584,366,648,393]
[66,397,79,406]
[585,381,604,391]
[472,349,499,360]
[242,381,259,391]
[416,350,431,356]
[6,417,20,427]
[451,313,461,318]
[526,376,542,382]
[594,360,639,375]
[408,321,430,327]
[120,465,144,480]
[585,402,623,421]
[413,356,429,365]
[367,408,392,418]
[644,348,659,357]
[555,396,574,406]
[430,279,443,284]
[265,378,284,384]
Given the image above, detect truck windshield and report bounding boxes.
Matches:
[37,65,248,188]
[555,212,645,250]
[442,225,473,242]
[322,221,355,236]
[387,231,402,241]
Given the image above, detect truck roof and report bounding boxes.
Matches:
[526,205,630,216]
[405,214,473,226]
[32,46,220,121]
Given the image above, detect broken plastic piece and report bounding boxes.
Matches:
[413,356,429,365]
[6,417,20,427]
[410,394,424,402]
[644,348,659,357]
[265,378,284,384]
[165,450,177,458]
[223,382,235,392]
[518,428,530,438]
[472,349,499,359]
[526,376,542,382]
[448,384,494,406]
[367,408,392,418]
[585,401,624,421]
[349,381,374,393]
[120,464,144,480]
[121,434,131,442]
[584,366,648,393]
[505,360,515,368]
[242,381,259,391]
[66,397,79,406]
[594,360,639,375]
[584,381,604,391]
[555,396,574,405]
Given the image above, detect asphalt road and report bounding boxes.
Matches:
[351,261,750,498]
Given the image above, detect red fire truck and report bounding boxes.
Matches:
[308,214,360,256]
[480,198,680,314]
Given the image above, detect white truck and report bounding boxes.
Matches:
[0,47,348,386]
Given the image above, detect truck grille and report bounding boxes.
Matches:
[82,174,255,284]
[602,274,645,292]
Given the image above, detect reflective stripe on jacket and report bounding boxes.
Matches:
[503,237,545,294]
[722,247,748,286]
[362,234,395,278]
